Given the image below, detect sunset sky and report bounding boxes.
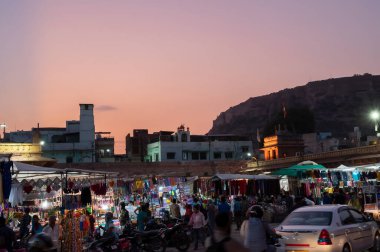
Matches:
[1,1,379,153]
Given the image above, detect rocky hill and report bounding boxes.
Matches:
[209,74,380,139]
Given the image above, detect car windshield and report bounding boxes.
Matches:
[282,211,333,226]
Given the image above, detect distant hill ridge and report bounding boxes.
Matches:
[208,74,380,138]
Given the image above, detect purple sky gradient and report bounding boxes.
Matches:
[1,1,379,153]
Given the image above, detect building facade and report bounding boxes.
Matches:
[0,143,55,166]
[146,125,253,162]
[95,132,115,162]
[261,131,304,160]
[4,104,101,163]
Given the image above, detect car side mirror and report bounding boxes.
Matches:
[364,213,374,221]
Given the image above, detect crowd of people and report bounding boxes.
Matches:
[0,187,366,251]
[0,207,62,252]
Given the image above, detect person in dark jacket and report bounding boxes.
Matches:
[0,217,16,252]
[19,207,31,238]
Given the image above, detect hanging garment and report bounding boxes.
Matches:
[81,187,92,207]
[135,180,144,189]
[352,171,360,181]
[0,172,3,203]
[2,162,12,200]
[9,183,24,206]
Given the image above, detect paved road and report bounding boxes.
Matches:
[166,227,244,252]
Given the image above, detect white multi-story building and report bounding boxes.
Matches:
[146,125,253,162]
[5,104,97,163]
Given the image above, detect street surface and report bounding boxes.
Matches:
[166,227,244,252]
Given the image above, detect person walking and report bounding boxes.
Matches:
[119,202,130,228]
[170,198,181,219]
[218,196,231,215]
[31,215,43,235]
[189,204,206,250]
[184,204,193,224]
[322,192,332,205]
[205,212,248,252]
[240,206,279,252]
[233,197,242,231]
[206,200,216,232]
[19,207,31,239]
[136,204,148,232]
[241,196,249,220]
[334,189,346,204]
[42,216,60,248]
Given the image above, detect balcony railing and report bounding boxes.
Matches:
[247,144,380,169]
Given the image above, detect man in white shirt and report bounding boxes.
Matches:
[42,216,59,246]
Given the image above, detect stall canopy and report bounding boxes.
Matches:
[329,164,355,172]
[12,162,119,181]
[212,173,278,181]
[271,160,327,177]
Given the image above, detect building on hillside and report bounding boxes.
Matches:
[303,132,339,154]
[4,104,105,164]
[261,130,304,160]
[146,125,253,162]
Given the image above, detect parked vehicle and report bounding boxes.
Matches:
[126,229,166,252]
[275,205,380,252]
[85,236,120,252]
[161,221,190,251]
[143,217,190,251]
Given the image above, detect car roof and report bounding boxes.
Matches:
[293,205,348,212]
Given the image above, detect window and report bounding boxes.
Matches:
[181,134,187,142]
[166,152,176,160]
[154,153,159,162]
[349,209,366,223]
[182,152,188,160]
[200,152,207,160]
[225,152,233,159]
[282,211,333,226]
[66,156,73,163]
[241,146,249,152]
[339,209,355,225]
[191,152,200,160]
[214,152,222,159]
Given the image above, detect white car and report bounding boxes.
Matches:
[275,205,380,252]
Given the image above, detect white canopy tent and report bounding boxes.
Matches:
[329,164,356,172]
[12,162,119,181]
[211,173,278,181]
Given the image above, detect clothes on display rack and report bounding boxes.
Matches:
[1,161,12,200]
[9,183,24,207]
[81,187,92,207]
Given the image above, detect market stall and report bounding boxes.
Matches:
[270,161,328,201]
[210,173,280,197]
[1,161,119,250]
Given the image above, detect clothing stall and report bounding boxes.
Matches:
[6,162,118,243]
[210,174,280,197]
